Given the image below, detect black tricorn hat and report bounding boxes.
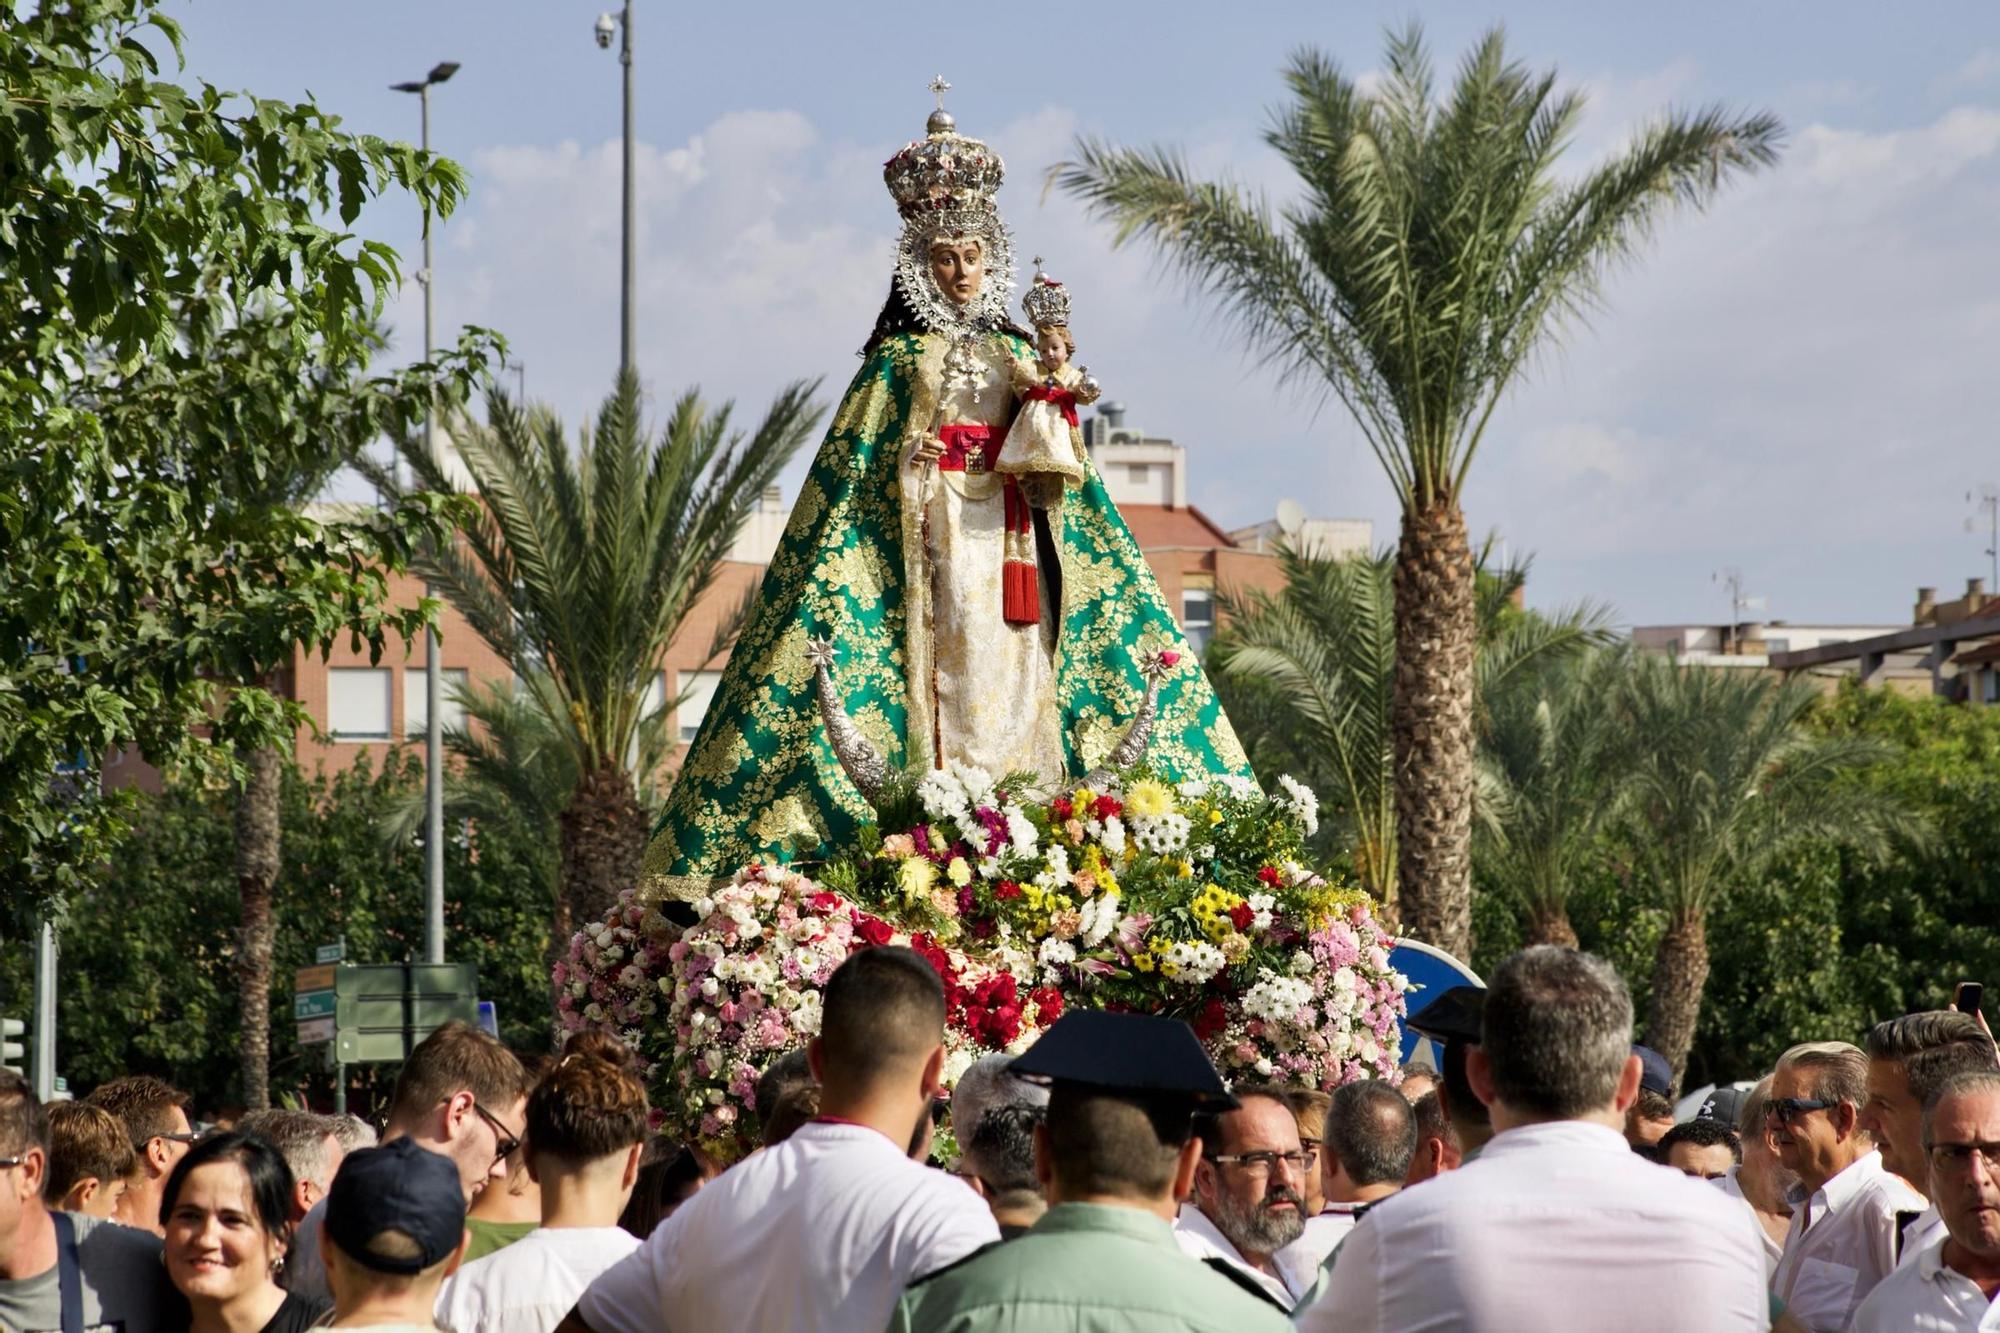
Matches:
[1407,984,1486,1046]
[1008,1010,1238,1111]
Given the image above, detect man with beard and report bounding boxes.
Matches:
[1713,1078,1798,1277]
[1295,947,1768,1332]
[1173,1086,1308,1310]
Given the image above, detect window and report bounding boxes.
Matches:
[676,670,723,744]
[1127,463,1153,483]
[1181,588,1215,656]
[327,668,392,740]
[640,671,668,719]
[405,667,470,736]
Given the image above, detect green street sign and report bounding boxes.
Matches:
[294,991,337,1020]
[332,963,479,1065]
[315,942,346,964]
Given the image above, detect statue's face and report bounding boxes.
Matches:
[928,237,985,307]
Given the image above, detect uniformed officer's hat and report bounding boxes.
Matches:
[1008,1010,1238,1111]
[1406,984,1485,1045]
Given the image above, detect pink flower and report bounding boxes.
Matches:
[1159,650,1182,668]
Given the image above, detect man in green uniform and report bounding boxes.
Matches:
[888,1011,1292,1332]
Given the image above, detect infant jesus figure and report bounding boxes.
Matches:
[998,265,1101,511]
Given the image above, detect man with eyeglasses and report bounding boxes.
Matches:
[284,1019,530,1306]
[1860,1012,1998,1274]
[0,1070,188,1332]
[1172,1084,1309,1309]
[1851,1069,2000,1330]
[1768,1039,1926,1331]
[80,1073,196,1237]
[1295,947,1768,1332]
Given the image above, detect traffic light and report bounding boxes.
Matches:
[0,1018,23,1075]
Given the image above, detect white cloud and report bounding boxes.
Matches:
[1934,47,2000,95]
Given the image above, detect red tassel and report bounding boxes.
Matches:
[1004,560,1040,624]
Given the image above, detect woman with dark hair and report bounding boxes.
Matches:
[617,1136,719,1240]
[161,1130,328,1333]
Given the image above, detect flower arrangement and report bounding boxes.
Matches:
[562,767,1406,1158]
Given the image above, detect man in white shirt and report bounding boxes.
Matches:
[1712,1077,1796,1278]
[1861,1013,1998,1271]
[1769,1039,1928,1331]
[1276,1080,1413,1295]
[1851,1070,2000,1330]
[1172,1086,1307,1309]
[1296,946,1769,1332]
[559,946,999,1333]
[437,1033,652,1333]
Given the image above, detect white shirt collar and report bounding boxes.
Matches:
[1789,1147,1882,1218]
[1480,1119,1631,1159]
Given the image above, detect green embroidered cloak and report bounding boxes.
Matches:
[643,331,1252,899]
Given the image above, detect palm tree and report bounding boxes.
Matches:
[370,370,822,937]
[1476,646,1633,947]
[380,672,679,962]
[1051,26,1781,957]
[1210,545,1610,912]
[1618,655,1915,1087]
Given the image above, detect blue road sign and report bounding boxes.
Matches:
[1389,941,1484,1065]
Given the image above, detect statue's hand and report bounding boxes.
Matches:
[909,435,946,468]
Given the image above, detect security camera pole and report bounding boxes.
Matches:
[392,59,459,967]
[597,5,635,374]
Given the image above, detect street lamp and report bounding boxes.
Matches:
[595,6,635,375]
[392,58,459,968]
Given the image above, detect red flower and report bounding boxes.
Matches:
[809,892,841,914]
[1030,986,1065,1025]
[1228,902,1256,931]
[1160,650,1182,667]
[1192,997,1229,1041]
[1257,865,1283,888]
[959,973,1023,1047]
[1051,796,1074,820]
[1091,795,1123,821]
[994,880,1023,901]
[854,914,895,948]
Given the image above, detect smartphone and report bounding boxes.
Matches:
[1955,981,1984,1016]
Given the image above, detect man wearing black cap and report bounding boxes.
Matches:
[1407,984,1492,1166]
[319,1137,468,1331]
[889,1011,1291,1332]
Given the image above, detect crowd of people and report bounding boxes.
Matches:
[1,942,1996,1331]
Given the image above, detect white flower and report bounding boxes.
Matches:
[1193,844,1215,862]
[1290,950,1315,976]
[1218,774,1260,801]
[1131,812,1191,855]
[1037,938,1078,983]
[1276,776,1321,836]
[1166,941,1227,986]
[1005,809,1039,855]
[1246,892,1276,932]
[1098,816,1126,856]
[1177,779,1210,800]
[1078,893,1122,948]
[1242,969,1316,1024]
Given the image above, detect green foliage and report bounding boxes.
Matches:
[0,753,555,1113]
[1050,24,1780,510]
[1210,546,1611,900]
[1,0,500,909]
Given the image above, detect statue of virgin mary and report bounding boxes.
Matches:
[643,89,1252,900]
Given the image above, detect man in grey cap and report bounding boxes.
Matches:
[889,1010,1291,1332]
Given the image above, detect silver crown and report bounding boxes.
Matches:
[882,76,1004,221]
[1021,268,1071,328]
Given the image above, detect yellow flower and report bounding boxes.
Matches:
[1132,951,1156,973]
[1124,779,1173,818]
[1177,860,1195,879]
[1072,786,1097,810]
[898,857,937,902]
[1207,809,1223,826]
[946,856,972,887]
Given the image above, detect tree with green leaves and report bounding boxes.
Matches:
[379,672,679,966]
[1619,656,1916,1086]
[2,0,495,936]
[368,374,822,940]
[1209,546,1610,910]
[1052,26,1780,956]
[1476,646,1634,948]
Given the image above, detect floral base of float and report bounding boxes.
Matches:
[559,766,1408,1162]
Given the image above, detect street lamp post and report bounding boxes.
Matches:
[393,59,459,967]
[596,5,635,375]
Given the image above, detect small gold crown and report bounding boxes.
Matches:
[883,76,1005,221]
[1021,270,1070,328]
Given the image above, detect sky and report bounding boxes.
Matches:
[160,0,2000,628]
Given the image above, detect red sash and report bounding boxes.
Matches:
[1020,382,1079,427]
[928,424,1039,625]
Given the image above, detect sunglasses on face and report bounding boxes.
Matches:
[1765,1098,1835,1125]
[472,1102,522,1163]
